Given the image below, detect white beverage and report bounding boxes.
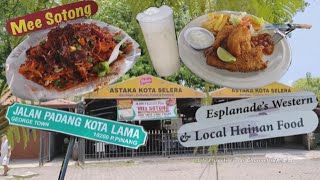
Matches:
[136,6,180,77]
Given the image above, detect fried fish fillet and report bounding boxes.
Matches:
[206,24,268,72]
[207,47,267,72]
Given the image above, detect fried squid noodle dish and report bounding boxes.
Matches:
[19,23,133,90]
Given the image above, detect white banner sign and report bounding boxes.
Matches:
[117,99,178,121]
[196,92,318,122]
[178,111,319,147]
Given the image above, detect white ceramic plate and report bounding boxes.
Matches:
[178,11,292,89]
[6,19,140,102]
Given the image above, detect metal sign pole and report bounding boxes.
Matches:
[58,136,76,180]
[39,130,44,166]
[58,101,85,179]
[77,101,86,164]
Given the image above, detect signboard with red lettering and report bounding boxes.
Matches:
[117,99,178,121]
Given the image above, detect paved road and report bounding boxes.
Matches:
[3,155,320,180]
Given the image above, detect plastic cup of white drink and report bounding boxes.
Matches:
[136,5,181,77]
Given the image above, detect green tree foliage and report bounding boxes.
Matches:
[292,73,320,99]
[214,0,307,24]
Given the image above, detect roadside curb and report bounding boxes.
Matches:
[8,149,320,168]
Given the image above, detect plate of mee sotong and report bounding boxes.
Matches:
[178,11,291,89]
[6,19,141,101]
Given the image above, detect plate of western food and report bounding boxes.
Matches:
[6,19,140,101]
[178,11,291,89]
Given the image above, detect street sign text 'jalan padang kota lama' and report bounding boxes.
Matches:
[6,103,147,149]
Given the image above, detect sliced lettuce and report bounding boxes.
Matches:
[230,15,242,26]
[250,15,265,26]
[229,12,247,26]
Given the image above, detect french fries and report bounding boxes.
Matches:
[218,16,228,31]
[213,15,224,31]
[201,13,230,35]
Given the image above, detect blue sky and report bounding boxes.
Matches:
[279,0,320,85]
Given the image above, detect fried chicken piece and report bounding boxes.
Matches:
[206,24,268,72]
[205,25,234,57]
[227,25,252,57]
[213,25,234,49]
